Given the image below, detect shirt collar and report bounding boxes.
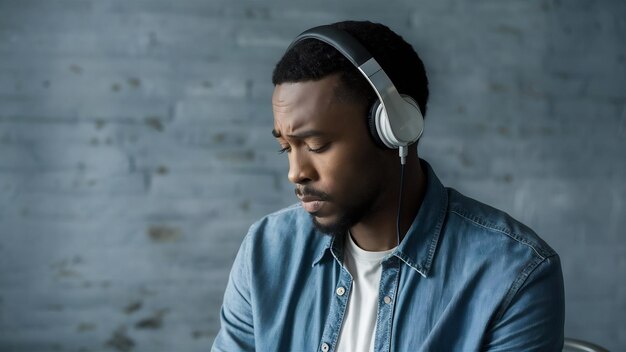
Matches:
[312,228,344,268]
[312,159,448,278]
[394,160,448,277]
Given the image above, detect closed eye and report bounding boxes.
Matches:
[307,144,329,153]
[277,144,329,154]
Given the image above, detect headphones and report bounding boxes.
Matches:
[286,25,425,165]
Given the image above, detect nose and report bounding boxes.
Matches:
[287,149,316,185]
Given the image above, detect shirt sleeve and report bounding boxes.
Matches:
[482,254,565,352]
[212,232,255,352]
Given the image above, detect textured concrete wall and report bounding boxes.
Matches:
[0,0,624,351]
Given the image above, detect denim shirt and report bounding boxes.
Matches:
[213,161,565,352]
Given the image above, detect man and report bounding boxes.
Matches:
[213,21,564,351]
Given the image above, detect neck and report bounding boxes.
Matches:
[349,154,426,252]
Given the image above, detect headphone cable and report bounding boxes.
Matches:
[396,162,405,247]
[389,160,406,350]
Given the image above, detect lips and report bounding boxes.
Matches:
[295,187,330,215]
[298,195,325,214]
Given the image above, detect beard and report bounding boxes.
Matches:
[308,186,380,238]
[295,169,385,238]
[311,211,357,238]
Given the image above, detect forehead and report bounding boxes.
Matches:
[273,75,339,117]
[272,75,351,135]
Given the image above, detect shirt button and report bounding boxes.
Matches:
[336,287,346,296]
[384,296,392,304]
[321,342,330,352]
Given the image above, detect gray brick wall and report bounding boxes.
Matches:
[0,0,624,351]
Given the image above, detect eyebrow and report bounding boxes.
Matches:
[271,129,326,139]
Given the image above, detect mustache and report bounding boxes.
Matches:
[294,187,330,201]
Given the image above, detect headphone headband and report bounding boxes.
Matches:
[286,26,372,67]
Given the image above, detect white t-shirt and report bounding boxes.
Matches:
[336,233,396,352]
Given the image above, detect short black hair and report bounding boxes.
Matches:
[272,21,429,117]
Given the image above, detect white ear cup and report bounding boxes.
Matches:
[373,95,423,149]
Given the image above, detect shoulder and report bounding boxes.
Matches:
[249,203,309,232]
[445,187,556,260]
[242,203,328,268]
[246,203,314,244]
[440,187,563,322]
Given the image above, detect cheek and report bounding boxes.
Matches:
[312,151,344,191]
[317,146,384,195]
